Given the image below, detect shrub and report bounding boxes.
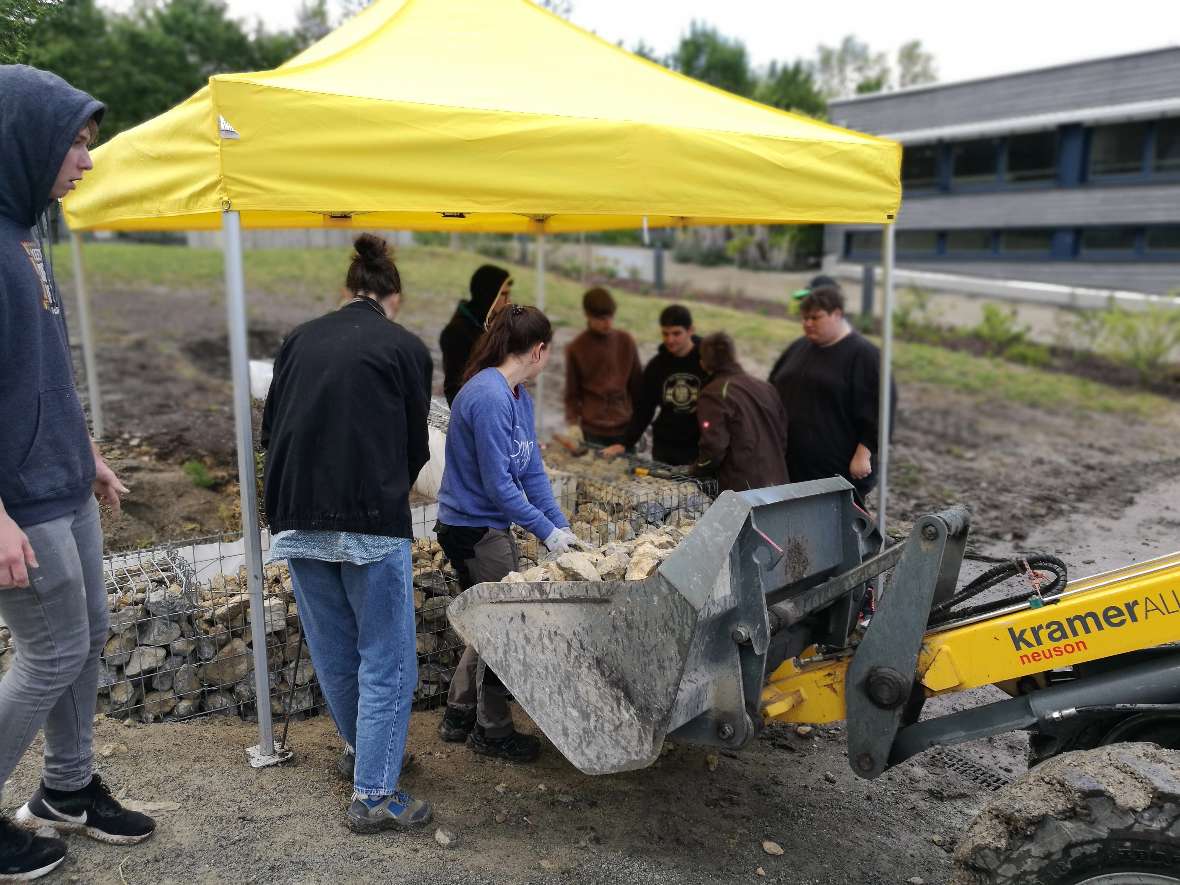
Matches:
[182,459,215,489]
[1003,341,1052,368]
[1096,304,1180,383]
[893,287,941,342]
[973,303,1028,354]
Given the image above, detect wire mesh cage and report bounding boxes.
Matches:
[83,438,719,726]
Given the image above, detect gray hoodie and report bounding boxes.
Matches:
[0,65,105,527]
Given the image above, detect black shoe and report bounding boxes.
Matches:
[16,775,155,846]
[437,708,476,743]
[335,749,415,783]
[0,816,66,882]
[467,725,541,763]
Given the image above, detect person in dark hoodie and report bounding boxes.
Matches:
[694,333,789,494]
[439,264,512,404]
[602,304,707,466]
[0,65,156,882]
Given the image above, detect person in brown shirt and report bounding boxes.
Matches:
[564,288,642,447]
[695,332,789,494]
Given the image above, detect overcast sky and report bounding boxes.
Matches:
[108,0,1178,85]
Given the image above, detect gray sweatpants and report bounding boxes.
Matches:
[0,498,106,794]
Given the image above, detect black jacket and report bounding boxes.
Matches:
[439,303,483,405]
[261,300,432,538]
[622,337,707,466]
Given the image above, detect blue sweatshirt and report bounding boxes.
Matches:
[0,66,105,527]
[437,368,568,541]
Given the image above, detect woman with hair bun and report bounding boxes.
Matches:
[433,304,579,763]
[261,233,434,834]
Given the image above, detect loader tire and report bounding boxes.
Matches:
[952,742,1180,884]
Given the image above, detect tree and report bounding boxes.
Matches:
[293,0,330,47]
[755,60,826,118]
[1,0,62,62]
[672,20,752,97]
[897,39,937,88]
[815,34,890,99]
[630,39,661,64]
[23,0,110,96]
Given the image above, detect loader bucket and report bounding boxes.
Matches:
[447,478,874,775]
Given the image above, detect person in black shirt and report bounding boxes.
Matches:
[769,282,896,501]
[602,304,707,466]
[439,265,513,405]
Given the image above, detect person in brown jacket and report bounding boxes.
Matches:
[695,332,789,494]
[563,288,642,447]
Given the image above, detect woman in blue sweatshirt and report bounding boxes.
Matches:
[435,305,577,762]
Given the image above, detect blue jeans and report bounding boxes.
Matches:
[0,498,106,795]
[287,543,416,799]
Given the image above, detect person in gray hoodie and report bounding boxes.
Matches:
[0,65,156,881]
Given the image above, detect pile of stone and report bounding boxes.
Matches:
[500,520,696,586]
[0,541,467,726]
[93,555,318,722]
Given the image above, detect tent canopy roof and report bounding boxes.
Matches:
[64,0,900,233]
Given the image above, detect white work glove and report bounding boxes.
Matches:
[544,527,586,555]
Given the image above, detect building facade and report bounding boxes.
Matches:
[825,48,1180,295]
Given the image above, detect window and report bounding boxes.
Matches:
[846,230,882,255]
[1146,226,1180,252]
[952,138,998,184]
[1089,122,1148,177]
[1001,229,1053,253]
[896,230,938,253]
[1080,227,1137,253]
[1007,131,1057,183]
[1155,118,1180,174]
[902,145,939,190]
[945,230,993,253]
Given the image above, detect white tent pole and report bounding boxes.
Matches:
[70,233,104,439]
[876,223,896,545]
[222,210,280,766]
[535,230,546,435]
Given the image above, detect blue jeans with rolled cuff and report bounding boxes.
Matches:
[286,542,416,799]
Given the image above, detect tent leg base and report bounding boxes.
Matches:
[246,741,294,769]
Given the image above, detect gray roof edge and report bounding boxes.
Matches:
[829,44,1180,108]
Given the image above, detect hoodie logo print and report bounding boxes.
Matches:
[22,242,58,315]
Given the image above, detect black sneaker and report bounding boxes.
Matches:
[466,725,541,763]
[0,816,66,882]
[335,750,415,783]
[16,775,155,846]
[437,708,476,743]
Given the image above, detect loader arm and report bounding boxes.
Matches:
[763,549,1180,774]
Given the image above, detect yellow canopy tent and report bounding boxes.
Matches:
[64,0,899,233]
[62,0,902,764]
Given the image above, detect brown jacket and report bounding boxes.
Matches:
[696,368,788,494]
[564,328,643,438]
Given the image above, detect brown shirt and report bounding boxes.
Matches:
[564,328,643,438]
[696,368,788,494]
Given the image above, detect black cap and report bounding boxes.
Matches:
[792,274,840,300]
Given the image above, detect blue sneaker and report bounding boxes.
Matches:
[346,791,432,834]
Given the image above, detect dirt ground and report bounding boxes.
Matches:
[73,272,1180,552]
[37,258,1180,884]
[2,699,1023,885]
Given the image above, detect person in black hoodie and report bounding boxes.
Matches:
[0,65,156,882]
[602,304,707,466]
[439,264,513,404]
[262,234,433,835]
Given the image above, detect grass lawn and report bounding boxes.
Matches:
[60,241,1171,419]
